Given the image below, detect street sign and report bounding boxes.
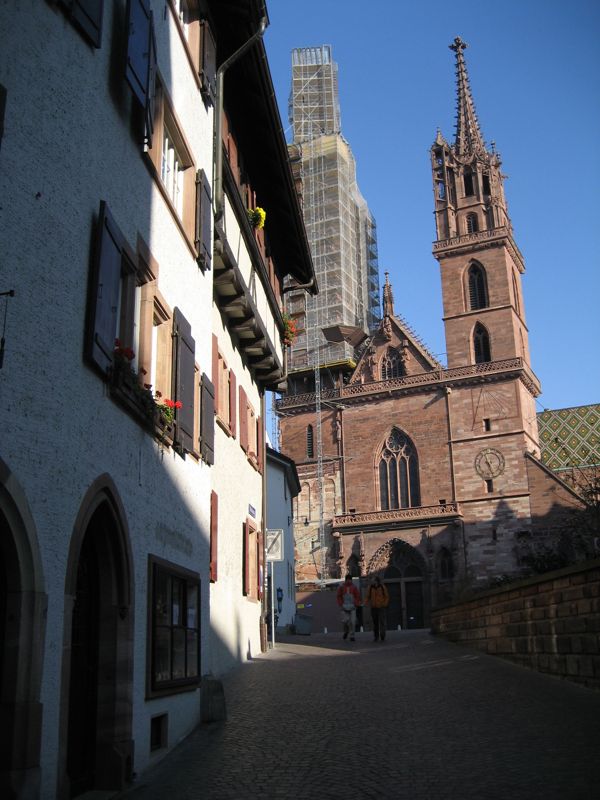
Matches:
[266,529,284,562]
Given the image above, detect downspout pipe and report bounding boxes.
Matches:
[214,17,268,223]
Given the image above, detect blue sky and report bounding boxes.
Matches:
[263,0,600,412]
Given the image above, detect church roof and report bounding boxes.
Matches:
[537,403,600,471]
[349,274,442,385]
[450,36,486,158]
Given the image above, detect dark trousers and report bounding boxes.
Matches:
[371,607,386,640]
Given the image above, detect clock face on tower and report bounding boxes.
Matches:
[474,447,505,479]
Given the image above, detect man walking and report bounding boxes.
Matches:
[336,574,361,641]
[364,574,389,641]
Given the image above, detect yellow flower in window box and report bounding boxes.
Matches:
[248,207,266,229]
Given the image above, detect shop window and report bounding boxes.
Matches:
[149,557,200,694]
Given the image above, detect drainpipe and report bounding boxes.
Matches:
[260,391,268,652]
[214,17,268,223]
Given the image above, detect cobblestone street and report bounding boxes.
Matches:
[122,630,600,799]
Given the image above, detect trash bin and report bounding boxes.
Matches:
[294,613,313,635]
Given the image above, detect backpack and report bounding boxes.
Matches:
[342,590,355,611]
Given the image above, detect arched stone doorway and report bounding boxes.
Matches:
[58,477,134,799]
[367,539,428,629]
[0,462,46,800]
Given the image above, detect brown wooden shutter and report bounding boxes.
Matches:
[229,370,237,438]
[243,520,250,596]
[199,372,215,465]
[212,334,219,413]
[257,529,264,599]
[173,308,196,454]
[195,169,212,271]
[199,21,216,105]
[257,415,264,474]
[239,386,248,453]
[210,491,218,582]
[87,202,123,374]
[126,0,153,108]
[59,0,104,48]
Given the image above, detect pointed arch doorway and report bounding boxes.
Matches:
[60,480,134,798]
[368,539,428,629]
[0,469,46,800]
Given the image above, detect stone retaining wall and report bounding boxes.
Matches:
[431,558,600,689]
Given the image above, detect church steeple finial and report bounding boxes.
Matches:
[450,36,486,157]
[382,272,394,317]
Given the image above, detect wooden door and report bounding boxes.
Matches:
[67,536,100,797]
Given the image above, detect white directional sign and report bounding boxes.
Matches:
[266,529,284,562]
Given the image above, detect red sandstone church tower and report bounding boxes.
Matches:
[277,38,580,628]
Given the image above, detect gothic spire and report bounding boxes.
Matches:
[450,37,486,157]
[382,272,394,317]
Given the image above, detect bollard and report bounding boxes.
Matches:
[397,624,402,631]
[360,626,364,633]
[324,627,328,634]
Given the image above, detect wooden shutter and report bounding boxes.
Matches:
[195,169,212,271]
[60,0,104,48]
[125,0,153,108]
[173,308,196,453]
[199,373,215,465]
[229,370,237,438]
[243,520,250,596]
[199,21,216,105]
[257,529,264,599]
[210,491,218,582]
[211,334,219,413]
[239,386,248,453]
[257,415,263,474]
[0,84,6,151]
[144,18,157,148]
[87,202,123,374]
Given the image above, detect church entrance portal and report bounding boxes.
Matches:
[368,539,428,629]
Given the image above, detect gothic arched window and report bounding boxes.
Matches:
[466,213,478,233]
[463,168,474,197]
[512,271,521,316]
[473,323,491,364]
[381,348,403,380]
[378,429,421,511]
[438,548,454,581]
[467,264,488,310]
[306,425,314,458]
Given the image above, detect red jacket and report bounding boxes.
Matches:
[336,581,361,608]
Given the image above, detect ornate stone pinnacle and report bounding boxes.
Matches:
[449,36,468,53]
[382,271,394,318]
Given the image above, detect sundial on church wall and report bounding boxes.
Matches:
[471,386,513,425]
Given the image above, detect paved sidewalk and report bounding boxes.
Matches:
[123,630,600,799]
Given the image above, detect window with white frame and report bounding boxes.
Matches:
[161,122,186,217]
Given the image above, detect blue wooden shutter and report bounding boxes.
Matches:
[125,0,152,107]
[173,308,195,454]
[200,373,215,465]
[59,0,104,48]
[87,202,123,374]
